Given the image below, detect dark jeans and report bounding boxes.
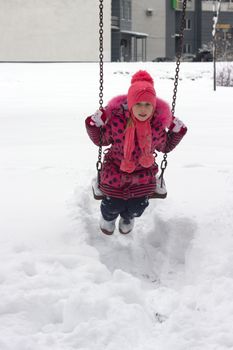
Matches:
[101,196,149,222]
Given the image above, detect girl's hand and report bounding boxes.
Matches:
[170,117,186,133]
[89,109,107,127]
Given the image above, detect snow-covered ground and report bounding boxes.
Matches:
[0,61,233,350]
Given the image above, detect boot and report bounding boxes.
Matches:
[119,217,135,234]
[99,216,116,235]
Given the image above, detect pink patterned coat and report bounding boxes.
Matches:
[86,95,187,200]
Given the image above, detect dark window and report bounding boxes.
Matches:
[185,18,191,30]
[183,43,192,54]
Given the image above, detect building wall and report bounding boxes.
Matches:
[166,0,176,59]
[111,0,120,61]
[202,11,233,44]
[200,1,233,50]
[202,12,216,44]
[166,0,202,58]
[132,0,166,61]
[0,0,111,62]
[181,11,198,54]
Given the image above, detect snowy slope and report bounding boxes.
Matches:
[0,62,233,350]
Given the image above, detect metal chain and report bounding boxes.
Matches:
[160,0,187,184]
[96,0,104,182]
[171,0,187,116]
[99,0,104,109]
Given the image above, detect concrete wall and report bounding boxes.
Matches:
[132,0,166,61]
[0,0,111,61]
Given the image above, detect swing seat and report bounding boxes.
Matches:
[149,175,167,199]
[92,175,167,200]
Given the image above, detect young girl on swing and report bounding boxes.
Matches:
[85,70,187,235]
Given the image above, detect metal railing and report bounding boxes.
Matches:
[202,0,233,11]
[175,0,194,11]
[111,16,119,29]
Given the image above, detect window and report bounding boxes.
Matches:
[122,0,131,20]
[185,18,191,30]
[183,43,192,54]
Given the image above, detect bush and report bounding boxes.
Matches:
[217,63,233,87]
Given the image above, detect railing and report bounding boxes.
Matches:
[175,0,194,11]
[202,0,233,11]
[228,0,233,9]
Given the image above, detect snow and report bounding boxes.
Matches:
[0,61,233,350]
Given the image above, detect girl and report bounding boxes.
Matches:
[85,70,187,235]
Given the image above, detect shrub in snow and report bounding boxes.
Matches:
[217,63,233,87]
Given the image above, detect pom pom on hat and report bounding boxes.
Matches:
[131,70,154,85]
[127,70,156,111]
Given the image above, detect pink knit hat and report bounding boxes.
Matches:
[127,70,156,111]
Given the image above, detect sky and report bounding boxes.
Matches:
[0,61,233,350]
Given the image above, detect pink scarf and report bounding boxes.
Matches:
[120,114,154,173]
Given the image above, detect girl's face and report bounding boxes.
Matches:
[132,102,154,121]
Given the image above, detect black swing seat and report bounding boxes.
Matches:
[92,176,167,200]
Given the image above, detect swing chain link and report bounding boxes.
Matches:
[96,0,104,181]
[99,0,104,109]
[162,0,187,183]
[171,0,187,116]
[160,154,168,170]
[159,153,168,187]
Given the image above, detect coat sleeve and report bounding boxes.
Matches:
[155,121,187,153]
[85,110,113,147]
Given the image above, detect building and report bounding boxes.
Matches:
[166,0,202,59]
[132,0,167,61]
[0,0,111,62]
[167,0,233,59]
[111,0,149,61]
[0,0,232,62]
[202,0,233,60]
[111,0,167,62]
[112,0,233,61]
